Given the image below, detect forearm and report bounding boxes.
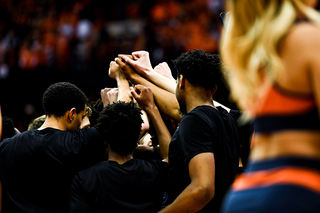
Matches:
[158,182,212,213]
[145,105,171,161]
[146,70,176,94]
[139,109,150,140]
[130,74,182,122]
[160,153,215,213]
[116,76,132,103]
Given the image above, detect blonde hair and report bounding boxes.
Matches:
[220,0,320,112]
[28,115,46,130]
[86,106,92,117]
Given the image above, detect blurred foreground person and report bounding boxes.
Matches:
[0,82,106,212]
[0,107,2,211]
[220,0,320,212]
[0,107,2,140]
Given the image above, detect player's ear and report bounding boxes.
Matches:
[212,85,217,95]
[67,108,76,123]
[178,75,185,90]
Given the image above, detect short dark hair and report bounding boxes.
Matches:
[97,101,143,155]
[172,49,222,90]
[42,82,87,117]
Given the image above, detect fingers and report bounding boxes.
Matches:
[108,61,119,79]
[118,50,149,65]
[109,60,118,67]
[100,87,112,95]
[153,64,160,70]
[154,62,174,80]
[100,87,113,107]
[115,57,134,75]
[131,85,155,111]
[133,84,145,91]
[131,87,139,100]
[131,51,149,61]
[132,50,148,58]
[132,86,146,102]
[114,57,124,66]
[118,55,135,67]
[154,62,169,70]
[161,62,170,68]
[107,88,118,99]
[154,62,162,71]
[132,85,153,97]
[131,84,143,98]
[118,54,133,60]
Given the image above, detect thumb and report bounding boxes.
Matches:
[131,87,140,100]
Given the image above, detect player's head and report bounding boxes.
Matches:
[173,49,222,90]
[42,82,88,130]
[97,101,143,155]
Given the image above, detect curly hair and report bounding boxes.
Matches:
[172,49,222,90]
[42,82,88,117]
[88,99,104,127]
[97,101,143,155]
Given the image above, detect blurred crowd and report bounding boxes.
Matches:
[0,0,225,131]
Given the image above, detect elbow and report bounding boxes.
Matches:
[194,185,215,207]
[203,186,215,205]
[172,111,182,123]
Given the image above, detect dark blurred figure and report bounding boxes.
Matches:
[0,116,16,142]
[0,82,106,213]
[69,101,169,212]
[88,99,104,127]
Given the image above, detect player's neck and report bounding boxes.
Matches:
[186,90,215,113]
[38,116,67,131]
[108,149,133,165]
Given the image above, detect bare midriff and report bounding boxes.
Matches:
[251,130,320,161]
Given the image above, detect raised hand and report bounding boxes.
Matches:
[119,51,153,77]
[100,87,118,107]
[109,59,127,80]
[115,57,140,83]
[132,84,172,162]
[131,85,155,111]
[154,62,175,80]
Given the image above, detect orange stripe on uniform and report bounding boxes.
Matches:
[232,167,320,194]
[253,85,315,116]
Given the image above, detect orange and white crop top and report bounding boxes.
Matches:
[251,82,320,133]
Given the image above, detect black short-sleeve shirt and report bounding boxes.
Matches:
[165,106,241,213]
[69,158,168,213]
[0,127,105,212]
